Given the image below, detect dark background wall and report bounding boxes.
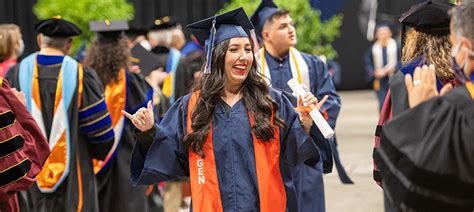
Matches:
[0,0,226,59]
[131,0,227,31]
[333,0,420,90]
[0,0,423,90]
[0,0,39,59]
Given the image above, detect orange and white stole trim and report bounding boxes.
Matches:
[187,91,287,212]
[259,47,311,93]
[93,69,127,174]
[18,54,81,192]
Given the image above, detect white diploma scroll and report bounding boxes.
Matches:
[287,78,335,139]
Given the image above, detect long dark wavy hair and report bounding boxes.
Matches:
[183,38,286,157]
[85,36,129,86]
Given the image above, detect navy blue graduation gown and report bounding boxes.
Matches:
[130,88,320,211]
[264,50,346,211]
[364,46,390,109]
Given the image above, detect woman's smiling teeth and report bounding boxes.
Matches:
[233,64,247,74]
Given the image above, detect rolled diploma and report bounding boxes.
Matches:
[287,78,335,139]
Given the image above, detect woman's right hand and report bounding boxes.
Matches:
[122,101,155,132]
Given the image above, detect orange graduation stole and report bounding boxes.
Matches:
[92,69,127,174]
[186,91,287,212]
[32,59,83,192]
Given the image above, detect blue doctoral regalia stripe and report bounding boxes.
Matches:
[78,99,107,120]
[80,114,113,134]
[89,128,115,143]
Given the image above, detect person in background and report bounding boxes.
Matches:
[364,23,400,110]
[126,23,169,123]
[251,1,350,211]
[148,16,175,54]
[372,0,456,189]
[0,24,23,76]
[371,1,458,211]
[160,18,194,212]
[161,21,187,103]
[376,2,474,210]
[0,77,50,212]
[85,20,153,212]
[125,23,167,211]
[177,35,206,96]
[5,17,114,212]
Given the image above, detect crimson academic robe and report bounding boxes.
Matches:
[0,78,50,212]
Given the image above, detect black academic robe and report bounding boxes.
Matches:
[6,63,114,212]
[375,86,474,211]
[152,46,170,54]
[174,50,204,99]
[97,72,152,212]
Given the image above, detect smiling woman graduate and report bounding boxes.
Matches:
[124,7,322,212]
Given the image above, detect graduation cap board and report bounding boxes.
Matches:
[89,20,129,43]
[150,16,178,31]
[35,16,82,37]
[250,0,279,41]
[187,7,254,74]
[131,44,165,77]
[126,21,148,38]
[399,0,455,35]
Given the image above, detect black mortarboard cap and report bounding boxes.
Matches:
[399,0,455,35]
[250,0,279,41]
[187,7,254,74]
[131,44,164,76]
[150,16,178,31]
[126,21,148,38]
[90,20,129,43]
[35,16,82,37]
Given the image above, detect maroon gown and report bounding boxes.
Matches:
[0,78,50,212]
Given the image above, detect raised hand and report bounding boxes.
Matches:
[296,92,329,133]
[405,65,439,108]
[122,101,155,132]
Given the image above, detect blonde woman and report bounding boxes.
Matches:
[0,24,23,76]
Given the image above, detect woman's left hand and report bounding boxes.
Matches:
[297,92,329,133]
